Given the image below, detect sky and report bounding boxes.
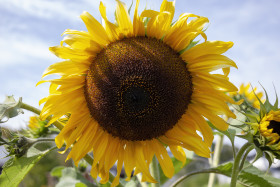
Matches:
[0,0,280,130]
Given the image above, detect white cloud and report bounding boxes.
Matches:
[1,0,83,21]
[0,34,57,67]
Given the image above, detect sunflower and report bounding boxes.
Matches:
[38,0,237,185]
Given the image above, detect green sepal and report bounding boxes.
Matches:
[273,84,278,108]
[127,0,133,15]
[260,83,278,111]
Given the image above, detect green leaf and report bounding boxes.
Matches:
[0,145,56,187]
[56,167,95,187]
[51,166,66,178]
[213,162,280,187]
[0,96,23,123]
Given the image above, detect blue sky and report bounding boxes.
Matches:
[1,0,280,129]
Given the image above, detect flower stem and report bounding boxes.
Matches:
[208,134,224,187]
[150,156,160,187]
[21,102,64,130]
[171,169,229,187]
[239,145,254,171]
[21,102,41,115]
[230,142,252,187]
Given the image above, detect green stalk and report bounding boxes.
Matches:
[21,102,123,187]
[21,102,64,130]
[34,138,55,143]
[239,145,254,171]
[208,134,224,187]
[171,169,229,187]
[150,156,160,187]
[230,142,252,187]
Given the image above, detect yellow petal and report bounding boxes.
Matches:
[182,111,213,147]
[80,11,110,46]
[181,41,234,61]
[165,28,207,52]
[191,104,229,131]
[141,0,175,39]
[151,140,174,178]
[134,143,157,183]
[165,125,210,157]
[49,46,93,60]
[133,0,145,36]
[165,13,199,38]
[99,2,121,42]
[42,60,89,78]
[112,150,124,187]
[61,34,101,52]
[187,54,237,73]
[115,0,133,37]
[169,146,186,166]
[123,142,136,181]
[193,72,238,92]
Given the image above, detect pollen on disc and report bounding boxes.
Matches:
[84,36,193,141]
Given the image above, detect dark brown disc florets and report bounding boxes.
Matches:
[84,36,193,141]
[268,120,280,135]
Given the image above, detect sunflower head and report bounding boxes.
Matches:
[244,87,280,163]
[38,0,237,185]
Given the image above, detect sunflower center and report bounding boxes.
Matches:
[268,120,280,135]
[84,36,193,141]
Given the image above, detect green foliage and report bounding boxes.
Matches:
[213,162,280,187]
[0,96,23,123]
[51,166,66,178]
[0,144,56,187]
